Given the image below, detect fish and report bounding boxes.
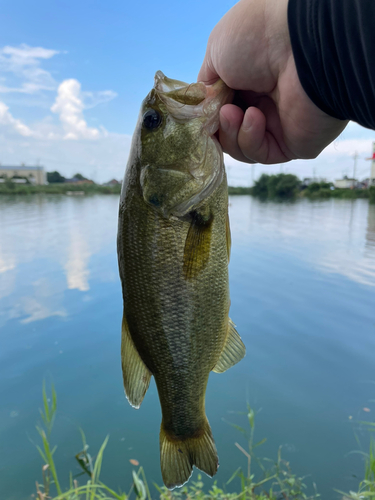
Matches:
[117,71,246,489]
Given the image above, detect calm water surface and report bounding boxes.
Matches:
[1,194,375,499]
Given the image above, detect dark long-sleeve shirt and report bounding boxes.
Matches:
[288,0,375,129]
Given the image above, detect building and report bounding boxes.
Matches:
[64,177,94,185]
[0,166,46,185]
[334,176,356,189]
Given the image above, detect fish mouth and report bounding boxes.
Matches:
[153,71,232,136]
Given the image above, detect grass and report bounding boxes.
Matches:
[34,384,320,500]
[302,187,370,200]
[33,382,375,500]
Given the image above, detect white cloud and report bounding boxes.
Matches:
[82,89,118,109]
[0,101,34,137]
[0,44,59,94]
[51,79,103,140]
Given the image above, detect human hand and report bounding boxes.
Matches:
[198,0,348,164]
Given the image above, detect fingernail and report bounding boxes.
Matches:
[220,113,230,133]
[242,110,253,131]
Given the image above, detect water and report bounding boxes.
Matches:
[1,194,375,499]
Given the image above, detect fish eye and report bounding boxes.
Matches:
[143,109,162,130]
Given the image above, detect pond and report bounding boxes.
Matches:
[1,194,375,499]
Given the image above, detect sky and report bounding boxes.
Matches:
[0,0,374,185]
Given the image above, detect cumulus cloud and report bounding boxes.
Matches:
[0,101,34,136]
[51,79,103,140]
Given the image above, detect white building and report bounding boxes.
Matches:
[0,166,46,185]
[334,176,356,189]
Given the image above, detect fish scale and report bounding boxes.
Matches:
[117,71,246,489]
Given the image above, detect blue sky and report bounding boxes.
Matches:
[0,0,374,184]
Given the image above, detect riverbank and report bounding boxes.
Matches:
[301,186,375,201]
[0,182,122,195]
[0,183,253,196]
[1,181,374,203]
[249,173,375,201]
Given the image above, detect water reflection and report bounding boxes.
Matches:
[18,277,67,324]
[0,195,119,325]
[65,224,91,291]
[1,194,375,500]
[229,197,375,287]
[366,203,375,249]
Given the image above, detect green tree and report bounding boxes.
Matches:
[252,174,270,197]
[73,173,87,180]
[252,173,300,198]
[47,171,65,183]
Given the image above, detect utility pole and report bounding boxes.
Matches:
[352,151,358,180]
[365,141,375,186]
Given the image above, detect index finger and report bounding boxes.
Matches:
[197,53,219,84]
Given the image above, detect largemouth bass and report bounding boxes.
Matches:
[117,71,246,489]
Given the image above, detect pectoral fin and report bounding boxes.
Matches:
[121,314,151,409]
[183,211,213,280]
[213,318,246,373]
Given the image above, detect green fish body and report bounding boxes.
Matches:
[117,72,245,489]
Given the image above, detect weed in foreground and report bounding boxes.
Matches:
[34,384,322,500]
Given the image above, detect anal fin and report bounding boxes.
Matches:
[212,318,246,373]
[160,418,218,490]
[121,314,151,409]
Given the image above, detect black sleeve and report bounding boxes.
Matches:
[288,0,375,130]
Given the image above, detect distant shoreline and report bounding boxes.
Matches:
[0,183,373,201]
[0,183,253,196]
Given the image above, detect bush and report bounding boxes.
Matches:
[47,171,66,183]
[252,174,300,198]
[305,182,333,194]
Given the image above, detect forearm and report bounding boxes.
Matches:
[288,0,375,129]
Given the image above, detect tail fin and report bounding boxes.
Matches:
[160,419,218,490]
